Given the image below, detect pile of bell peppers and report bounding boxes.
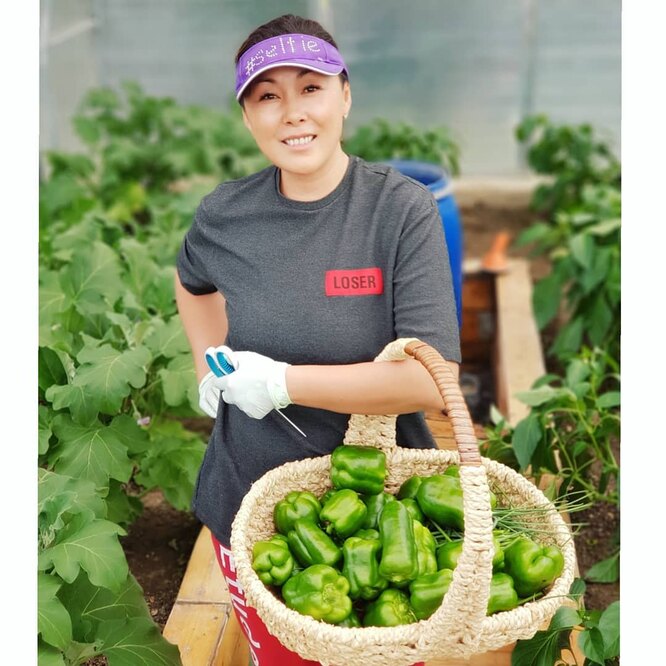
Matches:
[250,445,564,627]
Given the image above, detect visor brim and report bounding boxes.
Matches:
[236,61,346,100]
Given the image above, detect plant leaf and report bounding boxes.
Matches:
[511,628,563,666]
[158,353,199,409]
[598,600,620,658]
[97,617,181,665]
[74,343,152,415]
[38,573,73,650]
[597,391,621,409]
[38,517,128,592]
[144,316,190,359]
[58,572,151,644]
[578,626,606,664]
[585,551,619,583]
[515,385,567,407]
[511,413,543,470]
[50,415,134,488]
[569,232,595,269]
[533,271,564,329]
[38,639,66,666]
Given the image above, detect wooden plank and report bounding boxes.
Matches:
[176,526,230,604]
[163,602,230,666]
[214,611,249,666]
[493,259,546,425]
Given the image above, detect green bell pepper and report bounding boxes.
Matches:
[378,500,419,584]
[408,568,454,620]
[331,445,386,495]
[274,490,321,535]
[416,473,497,531]
[397,475,423,500]
[354,528,380,541]
[361,491,396,530]
[487,572,519,615]
[341,534,388,601]
[400,498,424,523]
[503,536,564,597]
[413,520,437,577]
[287,518,342,568]
[282,564,352,624]
[337,609,362,627]
[251,534,294,586]
[436,534,504,571]
[363,588,417,627]
[320,489,368,538]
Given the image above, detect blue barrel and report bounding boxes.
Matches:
[384,160,463,327]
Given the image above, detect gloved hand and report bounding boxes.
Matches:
[198,345,238,418]
[215,349,292,419]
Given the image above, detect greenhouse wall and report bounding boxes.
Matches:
[40,0,621,176]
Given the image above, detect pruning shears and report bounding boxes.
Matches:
[204,346,307,438]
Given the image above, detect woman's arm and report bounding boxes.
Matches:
[174,272,228,383]
[286,358,459,415]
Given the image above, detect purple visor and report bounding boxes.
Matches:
[235,33,348,100]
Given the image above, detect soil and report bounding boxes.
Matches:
[114,203,618,652]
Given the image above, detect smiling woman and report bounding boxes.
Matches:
[174,12,460,666]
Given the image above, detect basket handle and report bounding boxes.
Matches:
[344,338,481,465]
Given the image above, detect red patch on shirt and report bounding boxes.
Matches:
[325,268,384,296]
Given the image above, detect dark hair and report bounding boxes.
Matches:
[235,14,348,105]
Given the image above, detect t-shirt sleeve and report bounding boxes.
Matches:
[393,193,462,363]
[176,203,218,295]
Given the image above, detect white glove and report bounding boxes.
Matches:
[197,345,238,418]
[214,350,292,419]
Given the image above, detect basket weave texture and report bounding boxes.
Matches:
[230,339,576,666]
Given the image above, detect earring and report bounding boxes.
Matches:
[343,113,348,119]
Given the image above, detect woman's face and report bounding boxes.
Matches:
[241,66,351,179]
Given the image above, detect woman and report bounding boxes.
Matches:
[175,13,461,665]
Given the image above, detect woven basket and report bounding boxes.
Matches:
[230,339,576,666]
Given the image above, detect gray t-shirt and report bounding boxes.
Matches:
[177,154,461,544]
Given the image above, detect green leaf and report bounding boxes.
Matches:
[38,573,73,650]
[74,343,152,415]
[38,639,66,666]
[585,551,619,583]
[598,601,620,658]
[578,626,606,664]
[489,404,507,426]
[59,242,125,316]
[144,316,190,359]
[39,347,73,394]
[50,415,134,488]
[588,217,621,236]
[46,380,101,426]
[533,271,564,329]
[39,405,54,455]
[511,627,563,666]
[58,572,151,643]
[136,419,206,510]
[515,385,567,407]
[597,391,621,409]
[158,353,199,409]
[551,317,584,358]
[569,233,595,269]
[38,469,106,549]
[104,481,144,527]
[40,270,69,325]
[514,222,551,248]
[549,605,581,631]
[511,413,543,470]
[97,617,181,665]
[569,577,586,599]
[587,294,613,346]
[38,517,128,591]
[106,414,151,455]
[565,358,590,388]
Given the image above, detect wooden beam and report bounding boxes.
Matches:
[493,258,546,426]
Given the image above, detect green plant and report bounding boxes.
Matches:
[512,580,619,665]
[516,183,620,362]
[516,114,620,214]
[480,347,620,507]
[344,117,461,175]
